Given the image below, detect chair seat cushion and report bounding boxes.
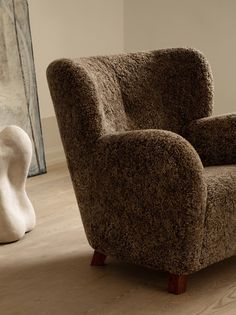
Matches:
[200,165,236,268]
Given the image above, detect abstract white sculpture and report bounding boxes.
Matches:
[0,125,36,243]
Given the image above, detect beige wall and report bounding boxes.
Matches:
[28,0,124,162]
[124,0,236,115]
[28,0,124,119]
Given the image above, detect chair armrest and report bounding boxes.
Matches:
[183,113,236,166]
[92,129,207,274]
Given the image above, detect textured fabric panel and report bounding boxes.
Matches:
[200,165,236,268]
[183,114,236,166]
[76,58,130,134]
[75,48,214,134]
[104,48,214,133]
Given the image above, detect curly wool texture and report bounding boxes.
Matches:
[47,48,236,275]
[201,165,236,268]
[183,114,236,166]
[92,130,207,274]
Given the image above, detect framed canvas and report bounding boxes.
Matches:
[0,0,46,176]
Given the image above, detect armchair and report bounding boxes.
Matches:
[47,48,236,294]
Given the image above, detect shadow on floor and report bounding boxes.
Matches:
[1,252,236,315]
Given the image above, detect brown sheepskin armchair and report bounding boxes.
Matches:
[47,48,236,294]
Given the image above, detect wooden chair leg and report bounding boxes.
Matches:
[168,274,187,294]
[90,250,107,266]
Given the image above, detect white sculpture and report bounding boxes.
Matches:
[0,125,36,243]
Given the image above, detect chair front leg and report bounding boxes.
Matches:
[168,274,187,294]
[91,250,107,266]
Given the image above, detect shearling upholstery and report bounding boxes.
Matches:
[201,165,236,268]
[183,114,236,166]
[47,48,236,276]
[92,130,206,274]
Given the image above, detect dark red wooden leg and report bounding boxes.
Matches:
[168,274,187,294]
[90,250,107,266]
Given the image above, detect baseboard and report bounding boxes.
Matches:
[45,145,66,166]
[41,115,66,166]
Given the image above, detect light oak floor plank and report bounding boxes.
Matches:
[0,162,236,315]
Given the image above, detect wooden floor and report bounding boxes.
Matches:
[1,162,236,315]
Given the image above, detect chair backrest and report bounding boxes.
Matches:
[47,48,213,154]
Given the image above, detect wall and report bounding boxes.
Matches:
[124,0,236,115]
[28,0,235,164]
[28,0,124,162]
